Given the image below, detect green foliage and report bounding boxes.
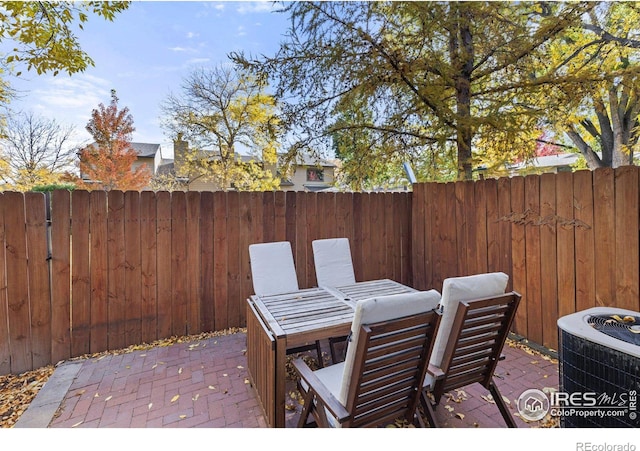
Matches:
[31,183,76,193]
[233,1,640,181]
[0,1,129,76]
[162,65,282,191]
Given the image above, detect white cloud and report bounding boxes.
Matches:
[168,46,198,53]
[236,1,278,15]
[186,31,199,39]
[237,25,247,37]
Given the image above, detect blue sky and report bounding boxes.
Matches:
[6,1,290,157]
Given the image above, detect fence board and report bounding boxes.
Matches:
[89,191,108,352]
[0,194,9,374]
[593,168,615,307]
[227,191,241,327]
[70,191,91,357]
[107,190,126,350]
[199,191,215,332]
[293,192,307,288]
[510,176,526,336]
[496,177,513,291]
[305,192,319,286]
[140,191,158,342]
[539,173,558,350]
[474,181,488,275]
[556,172,576,319]
[240,192,254,316]
[50,191,72,363]
[484,179,500,275]
[171,191,188,336]
[156,191,172,339]
[352,193,364,282]
[615,166,640,311]
[5,192,31,373]
[524,175,542,344]
[573,170,596,313]
[25,193,51,368]
[213,191,228,330]
[186,191,201,333]
[412,184,426,290]
[124,191,142,347]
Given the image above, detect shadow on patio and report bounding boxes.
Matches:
[15,329,559,429]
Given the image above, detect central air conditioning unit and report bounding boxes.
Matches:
[557,307,640,428]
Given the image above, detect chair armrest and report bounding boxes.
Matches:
[427,363,445,380]
[292,358,350,424]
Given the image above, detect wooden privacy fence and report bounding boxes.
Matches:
[411,166,640,351]
[0,189,412,375]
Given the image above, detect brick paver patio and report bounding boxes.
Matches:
[22,331,558,428]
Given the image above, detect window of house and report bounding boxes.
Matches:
[306,168,324,182]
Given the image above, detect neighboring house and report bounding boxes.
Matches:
[79,141,167,190]
[165,138,337,192]
[130,142,165,176]
[507,153,579,175]
[278,154,336,192]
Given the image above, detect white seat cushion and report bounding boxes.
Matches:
[340,290,441,405]
[312,238,356,287]
[249,241,299,296]
[425,272,509,388]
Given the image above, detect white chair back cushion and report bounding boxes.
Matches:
[426,272,509,387]
[249,241,299,296]
[339,289,441,405]
[312,238,356,287]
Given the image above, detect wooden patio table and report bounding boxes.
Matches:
[246,279,418,428]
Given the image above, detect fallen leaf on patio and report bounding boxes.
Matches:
[237,365,244,369]
[77,389,86,396]
[285,404,297,411]
[502,395,511,405]
[72,421,83,427]
[179,415,187,419]
[629,328,640,334]
[223,389,228,394]
[481,394,495,404]
[105,395,112,402]
[244,378,250,384]
[223,373,228,377]
[444,405,454,412]
[530,360,539,364]
[171,394,180,403]
[208,385,216,390]
[455,413,465,420]
[125,365,131,369]
[148,403,153,410]
[192,394,199,401]
[178,367,183,374]
[94,393,100,398]
[152,364,158,369]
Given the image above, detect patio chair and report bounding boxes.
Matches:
[293,289,442,428]
[249,241,325,367]
[312,238,357,288]
[420,272,521,428]
[312,238,356,362]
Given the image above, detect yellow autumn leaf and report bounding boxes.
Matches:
[444,405,454,412]
[105,395,112,402]
[171,394,180,403]
[148,403,153,410]
[208,385,216,390]
[455,413,465,420]
[72,421,83,428]
[623,316,635,323]
[179,415,187,419]
[237,365,244,369]
[178,368,183,374]
[192,394,200,401]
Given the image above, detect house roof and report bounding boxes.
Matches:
[131,142,161,158]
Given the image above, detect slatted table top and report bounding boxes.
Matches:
[325,279,418,306]
[251,287,354,339]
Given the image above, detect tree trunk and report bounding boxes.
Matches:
[450,4,474,180]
